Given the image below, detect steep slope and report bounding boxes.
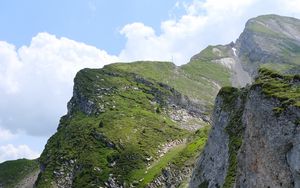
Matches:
[35,65,211,187]
[112,60,232,113]
[0,159,39,188]
[189,14,300,83]
[190,68,300,188]
[183,44,251,88]
[236,14,300,75]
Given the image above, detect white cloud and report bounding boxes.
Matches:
[279,0,300,13]
[118,0,256,64]
[0,33,118,136]
[0,127,15,141]
[119,0,300,65]
[0,42,22,94]
[0,144,39,162]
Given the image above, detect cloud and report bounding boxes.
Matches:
[0,144,39,162]
[279,0,300,13]
[0,33,118,136]
[119,0,300,65]
[0,42,22,94]
[0,127,15,141]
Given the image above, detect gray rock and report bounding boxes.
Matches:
[190,86,300,188]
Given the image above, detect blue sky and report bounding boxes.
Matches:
[1,0,300,162]
[0,0,185,54]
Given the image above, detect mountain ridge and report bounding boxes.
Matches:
[1,14,300,188]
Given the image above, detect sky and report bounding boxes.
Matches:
[1,0,300,162]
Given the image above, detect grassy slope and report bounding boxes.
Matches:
[112,52,231,112]
[35,42,233,187]
[36,65,211,187]
[130,124,210,187]
[181,49,231,87]
[0,159,39,188]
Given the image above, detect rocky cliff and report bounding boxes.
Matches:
[190,68,300,188]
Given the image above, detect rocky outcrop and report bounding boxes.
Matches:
[147,165,192,188]
[190,69,300,188]
[235,14,300,75]
[189,87,246,188]
[235,87,299,188]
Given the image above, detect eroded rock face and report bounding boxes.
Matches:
[190,74,300,188]
[287,139,300,188]
[236,89,299,188]
[189,94,231,188]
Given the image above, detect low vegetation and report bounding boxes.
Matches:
[36,65,211,187]
[112,59,231,113]
[254,68,300,114]
[0,159,39,188]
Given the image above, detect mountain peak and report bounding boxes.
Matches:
[245,14,300,40]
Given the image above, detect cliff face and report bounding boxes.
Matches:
[190,69,300,188]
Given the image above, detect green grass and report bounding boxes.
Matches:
[129,124,210,187]
[180,45,232,87]
[0,159,39,188]
[181,59,231,87]
[254,68,300,111]
[190,45,231,61]
[130,144,186,187]
[36,57,231,187]
[111,60,232,113]
[172,124,210,167]
[36,66,207,187]
[247,21,280,37]
[260,63,294,73]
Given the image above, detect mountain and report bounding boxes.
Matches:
[235,14,300,75]
[190,68,300,187]
[34,63,212,188]
[1,14,300,188]
[0,159,39,188]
